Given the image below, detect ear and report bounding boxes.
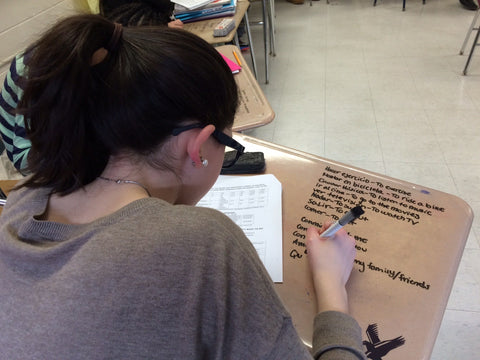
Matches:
[187,124,215,168]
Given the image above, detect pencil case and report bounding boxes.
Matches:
[221,151,266,175]
[213,19,235,37]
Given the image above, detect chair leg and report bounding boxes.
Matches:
[262,0,269,84]
[243,11,258,80]
[402,0,406,11]
[460,9,480,55]
[463,27,480,75]
[267,0,276,57]
[234,32,240,48]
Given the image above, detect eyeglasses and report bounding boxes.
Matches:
[172,124,245,168]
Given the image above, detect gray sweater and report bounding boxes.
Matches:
[0,186,365,359]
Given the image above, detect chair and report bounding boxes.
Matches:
[310,0,329,6]
[249,0,276,84]
[234,9,259,80]
[372,0,425,11]
[460,8,480,75]
[310,0,423,11]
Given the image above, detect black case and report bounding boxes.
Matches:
[220,151,266,174]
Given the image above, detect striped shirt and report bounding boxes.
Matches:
[0,54,29,171]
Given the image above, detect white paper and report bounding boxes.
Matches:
[197,174,283,282]
[171,0,214,10]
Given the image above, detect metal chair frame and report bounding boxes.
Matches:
[249,0,276,84]
[460,8,480,75]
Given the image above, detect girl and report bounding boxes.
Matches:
[0,14,364,359]
[0,0,182,175]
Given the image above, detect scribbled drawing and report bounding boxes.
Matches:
[363,324,405,360]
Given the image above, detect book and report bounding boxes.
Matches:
[174,0,236,22]
[174,0,230,12]
[171,0,214,10]
[197,174,283,282]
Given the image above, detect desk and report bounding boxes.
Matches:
[233,133,473,359]
[0,134,473,359]
[217,45,274,131]
[0,180,18,214]
[0,180,17,195]
[183,1,258,79]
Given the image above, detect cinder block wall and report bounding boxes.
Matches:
[0,0,83,83]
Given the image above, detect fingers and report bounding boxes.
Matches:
[319,219,334,235]
[306,221,356,285]
[306,220,350,244]
[305,218,357,314]
[168,20,184,29]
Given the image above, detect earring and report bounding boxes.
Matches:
[192,157,208,168]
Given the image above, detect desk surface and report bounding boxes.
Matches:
[0,134,472,359]
[0,180,17,194]
[183,1,249,45]
[216,45,274,131]
[233,133,473,360]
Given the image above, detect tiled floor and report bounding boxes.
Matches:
[243,0,480,358]
[1,0,479,358]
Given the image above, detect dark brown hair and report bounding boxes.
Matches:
[100,0,174,26]
[18,14,238,195]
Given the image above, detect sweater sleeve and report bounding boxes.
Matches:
[0,54,30,171]
[312,311,367,360]
[198,209,367,360]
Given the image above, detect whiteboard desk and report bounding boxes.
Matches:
[183,1,258,79]
[217,45,274,132]
[0,133,473,359]
[233,133,473,360]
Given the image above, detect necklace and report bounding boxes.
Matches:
[98,176,152,197]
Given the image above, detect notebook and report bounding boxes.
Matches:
[221,54,241,74]
[171,0,213,10]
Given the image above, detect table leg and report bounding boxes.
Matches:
[262,0,269,84]
[243,11,258,79]
[460,10,480,55]
[268,0,276,56]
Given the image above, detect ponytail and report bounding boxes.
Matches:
[18,14,238,196]
[19,15,120,194]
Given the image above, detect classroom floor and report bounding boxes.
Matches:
[242,0,480,358]
[0,0,479,358]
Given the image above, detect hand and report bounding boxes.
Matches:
[306,220,356,314]
[168,19,184,29]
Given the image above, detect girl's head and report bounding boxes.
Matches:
[18,14,238,195]
[99,0,175,27]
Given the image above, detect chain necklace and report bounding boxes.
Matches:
[98,176,152,197]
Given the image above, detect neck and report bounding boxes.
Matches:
[98,175,152,197]
[46,180,150,224]
[99,157,184,204]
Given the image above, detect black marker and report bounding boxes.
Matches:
[320,206,364,237]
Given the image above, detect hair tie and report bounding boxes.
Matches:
[105,22,123,52]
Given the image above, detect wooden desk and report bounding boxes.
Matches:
[183,1,249,45]
[0,180,18,214]
[0,180,17,195]
[217,45,274,132]
[233,133,473,360]
[1,134,472,359]
[183,1,258,79]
